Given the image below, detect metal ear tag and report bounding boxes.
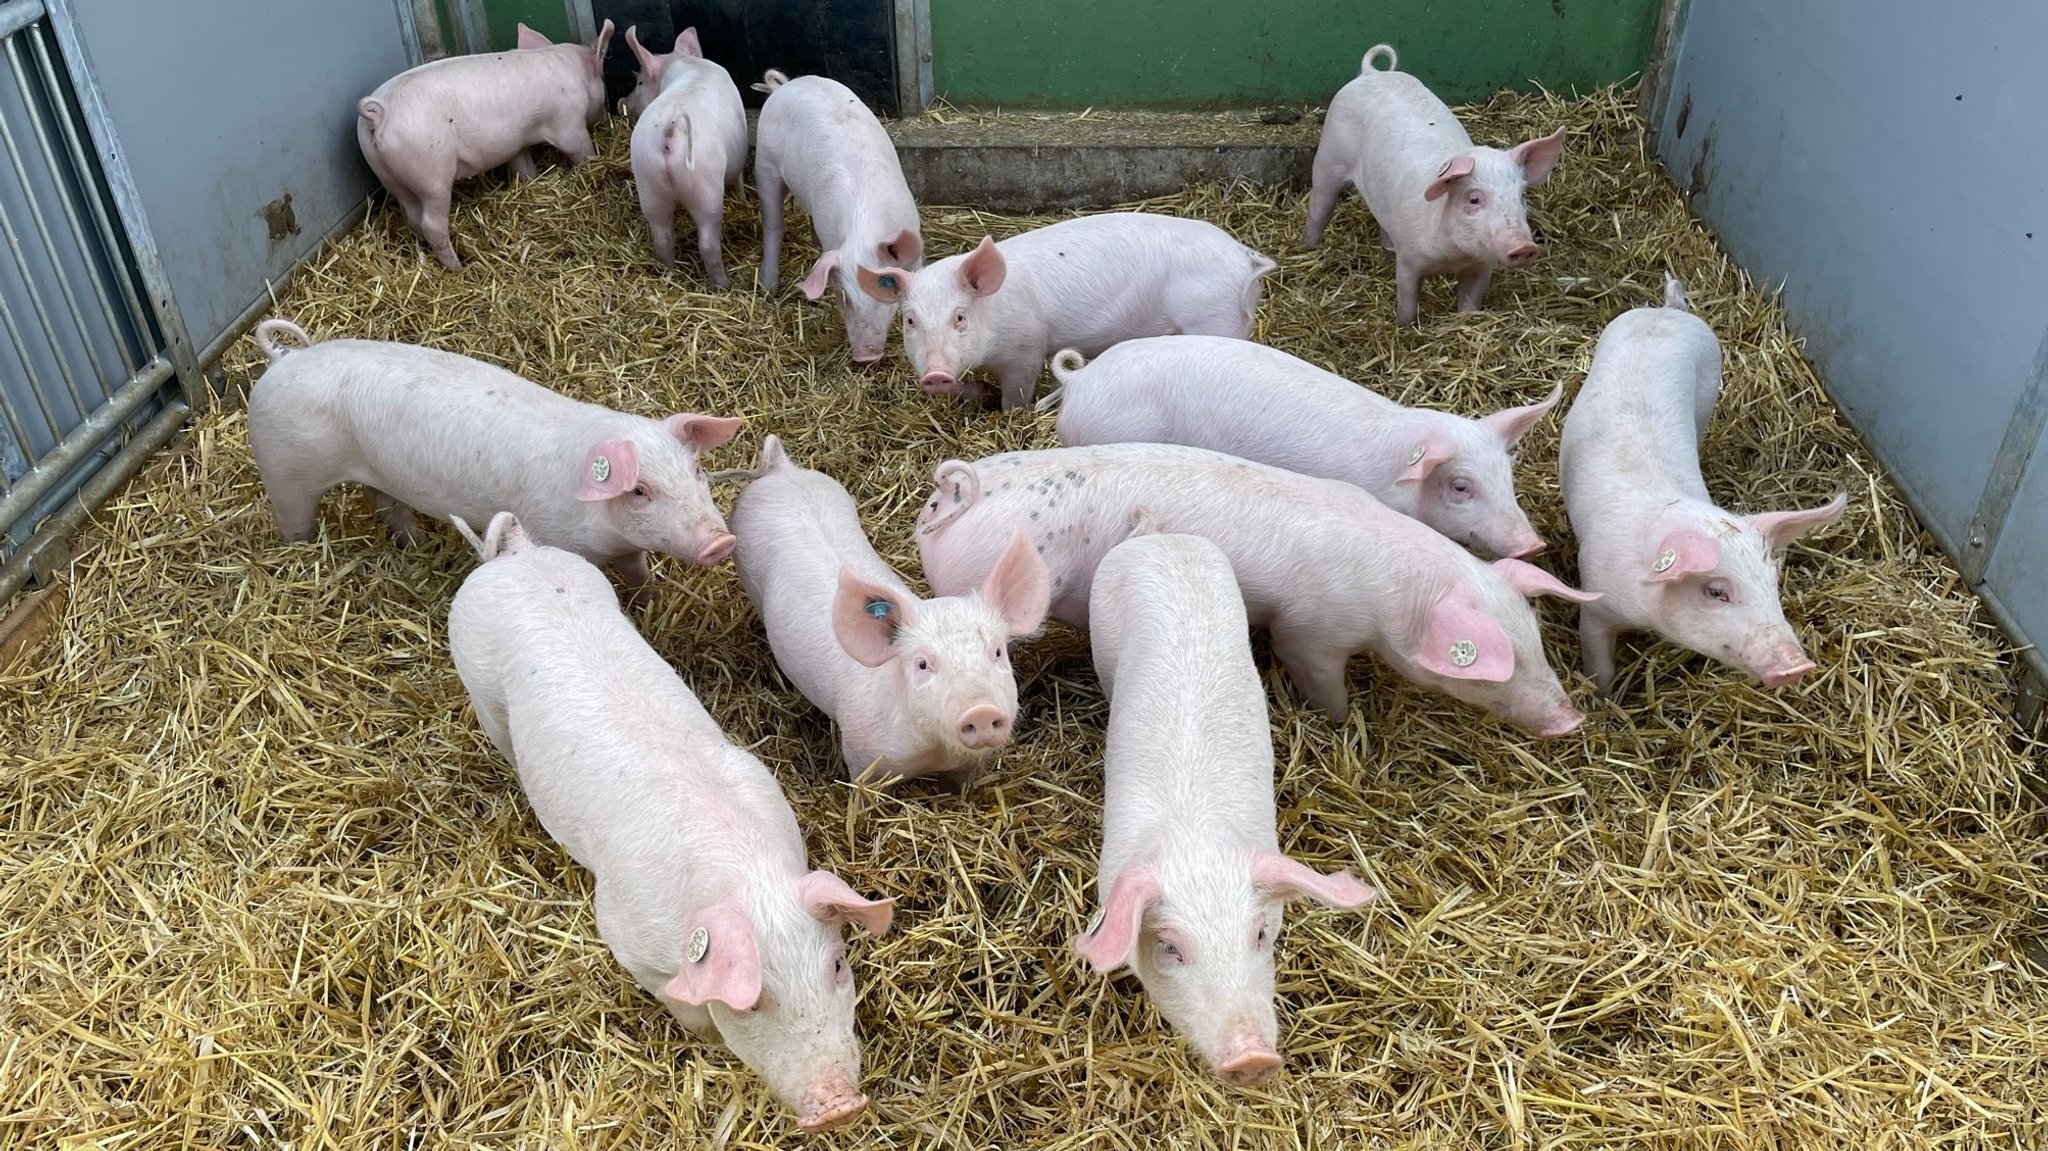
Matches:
[1407,445,1427,466]
[1448,639,1478,668]
[590,456,612,484]
[1084,909,1105,938]
[866,599,891,619]
[687,927,709,963]
[1436,158,1455,178]
[1653,549,1677,573]
[879,274,898,290]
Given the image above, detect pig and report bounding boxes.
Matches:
[914,442,1597,736]
[752,70,923,362]
[729,435,1051,786]
[1559,276,1847,693]
[446,511,894,1133]
[1301,44,1566,326]
[1038,334,1560,559]
[356,21,615,270]
[619,27,748,286]
[857,212,1278,409]
[246,318,741,598]
[1078,531,1376,1087]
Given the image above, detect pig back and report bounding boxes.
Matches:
[1560,306,1723,501]
[366,50,594,176]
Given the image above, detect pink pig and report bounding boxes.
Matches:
[1039,335,1560,559]
[730,435,1051,786]
[447,512,893,1134]
[357,21,615,270]
[246,319,741,598]
[620,27,748,285]
[1078,531,1376,1087]
[1559,277,1847,693]
[858,212,1278,409]
[914,442,1596,736]
[1301,44,1566,325]
[752,70,924,362]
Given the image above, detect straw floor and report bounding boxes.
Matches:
[7,86,2048,1151]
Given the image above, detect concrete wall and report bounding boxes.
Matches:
[929,0,1661,108]
[1649,0,2048,682]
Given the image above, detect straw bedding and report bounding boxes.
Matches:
[7,85,2047,1150]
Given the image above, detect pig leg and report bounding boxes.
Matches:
[1579,606,1620,694]
[1454,267,1493,313]
[994,355,1046,410]
[1393,253,1424,327]
[613,550,654,608]
[508,149,540,184]
[695,212,729,289]
[757,163,785,293]
[639,183,679,270]
[417,184,462,271]
[1301,150,1348,248]
[552,120,598,167]
[261,474,323,544]
[369,490,424,547]
[1271,623,1354,720]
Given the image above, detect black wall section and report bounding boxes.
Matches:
[591,0,898,117]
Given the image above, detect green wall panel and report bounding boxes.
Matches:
[929,0,1661,108]
[484,0,574,50]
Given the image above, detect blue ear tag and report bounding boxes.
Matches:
[866,599,891,619]
[879,275,898,290]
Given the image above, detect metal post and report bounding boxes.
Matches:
[0,0,42,42]
[892,0,933,117]
[0,354,168,535]
[0,395,187,601]
[446,0,490,55]
[562,0,595,46]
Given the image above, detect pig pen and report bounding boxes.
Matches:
[7,85,2047,1150]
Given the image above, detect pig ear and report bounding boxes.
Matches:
[1645,530,1721,583]
[879,228,923,269]
[576,439,640,501]
[832,568,918,668]
[1492,557,1600,604]
[978,528,1051,635]
[516,22,552,48]
[674,26,703,57]
[799,251,842,301]
[1749,490,1848,554]
[625,25,658,75]
[1396,436,1458,483]
[590,19,615,69]
[1415,598,1515,682]
[661,901,760,1011]
[664,412,744,451]
[856,264,911,303]
[1423,155,1476,202]
[1511,126,1567,186]
[1074,866,1160,974]
[1250,851,1378,908]
[1479,382,1566,446]
[800,870,895,936]
[957,236,1006,297]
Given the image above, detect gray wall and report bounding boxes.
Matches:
[1649,0,2048,681]
[62,0,407,358]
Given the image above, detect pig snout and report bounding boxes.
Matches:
[1214,1032,1282,1089]
[696,532,737,566]
[1500,241,1541,268]
[954,703,1011,750]
[851,336,888,364]
[1505,531,1547,559]
[919,370,959,395]
[1747,635,1817,689]
[796,1074,868,1133]
[1759,655,1817,689]
[1531,705,1586,739]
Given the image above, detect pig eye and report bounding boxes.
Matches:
[916,657,931,672]
[1449,477,1473,497]
[1465,188,1485,208]
[903,314,917,329]
[1703,579,1733,604]
[1156,939,1184,964]
[993,644,1005,661]
[833,956,847,978]
[631,484,649,498]
[952,308,968,330]
[1256,925,1269,948]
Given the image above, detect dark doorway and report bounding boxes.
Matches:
[593,0,899,117]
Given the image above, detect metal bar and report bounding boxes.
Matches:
[0,354,167,534]
[0,0,43,41]
[913,0,933,113]
[446,0,489,55]
[0,395,187,603]
[40,0,207,414]
[562,0,594,46]
[26,26,152,358]
[1960,324,2048,584]
[1643,0,1694,132]
[0,230,66,444]
[8,33,134,381]
[0,136,92,424]
[195,198,369,372]
[0,376,39,467]
[390,0,423,68]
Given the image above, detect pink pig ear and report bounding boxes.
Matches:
[979,528,1050,635]
[516,22,552,48]
[1424,155,1476,202]
[576,439,640,501]
[1645,529,1720,582]
[1479,382,1565,446]
[799,251,842,301]
[856,264,911,303]
[664,412,744,451]
[832,568,918,668]
[1511,126,1567,186]
[590,19,615,69]
[957,236,1006,297]
[1396,436,1458,483]
[879,228,923,268]
[1491,557,1600,603]
[674,26,703,57]
[661,901,761,1011]
[1074,866,1160,974]
[625,25,658,75]
[800,870,895,936]
[1415,598,1515,682]
[1749,490,1848,553]
[1250,851,1377,908]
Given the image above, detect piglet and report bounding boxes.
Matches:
[1079,531,1375,1086]
[915,442,1596,736]
[620,27,748,285]
[447,512,893,1133]
[859,212,1277,409]
[1559,277,1847,693]
[1039,335,1559,559]
[730,436,1050,786]
[1302,44,1565,325]
[357,21,615,270]
[247,318,741,598]
[752,70,923,362]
